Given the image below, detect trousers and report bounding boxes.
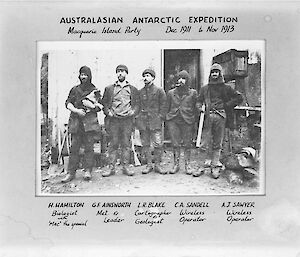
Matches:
[68,129,95,172]
[207,112,226,151]
[108,117,134,151]
[140,128,163,148]
[167,115,193,149]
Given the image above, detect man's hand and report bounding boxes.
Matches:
[67,103,86,116]
[76,108,86,117]
[94,102,103,110]
[128,109,135,117]
[82,99,96,109]
[108,109,114,117]
[197,104,205,115]
[159,114,166,120]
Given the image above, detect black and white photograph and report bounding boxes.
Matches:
[2,1,300,256]
[38,40,264,196]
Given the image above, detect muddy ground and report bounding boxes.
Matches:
[41,149,260,195]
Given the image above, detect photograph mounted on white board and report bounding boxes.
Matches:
[38,40,264,196]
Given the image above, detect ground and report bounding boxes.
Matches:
[41,149,260,195]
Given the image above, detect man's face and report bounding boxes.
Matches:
[177,77,187,86]
[79,72,89,83]
[116,69,127,82]
[210,69,220,80]
[143,73,154,85]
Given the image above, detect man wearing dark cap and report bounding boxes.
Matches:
[61,66,102,183]
[135,68,167,175]
[166,70,201,175]
[101,64,140,177]
[193,63,243,179]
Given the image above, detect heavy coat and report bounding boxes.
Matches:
[198,83,243,129]
[66,83,101,133]
[135,83,167,131]
[102,82,140,118]
[165,86,200,125]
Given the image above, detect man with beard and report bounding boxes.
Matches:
[166,70,201,175]
[61,66,102,183]
[101,64,140,177]
[193,63,243,179]
[135,68,167,175]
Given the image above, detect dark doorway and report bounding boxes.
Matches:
[163,49,202,143]
[164,49,201,92]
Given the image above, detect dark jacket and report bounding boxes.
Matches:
[66,84,101,133]
[135,83,167,131]
[166,86,200,125]
[66,66,101,134]
[102,82,140,118]
[198,83,243,129]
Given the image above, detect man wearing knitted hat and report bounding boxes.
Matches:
[101,64,140,177]
[61,65,102,183]
[166,70,201,175]
[135,68,167,175]
[193,63,243,179]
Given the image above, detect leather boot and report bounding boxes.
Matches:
[184,149,192,175]
[170,148,180,174]
[102,164,116,177]
[83,169,92,181]
[204,159,212,168]
[211,166,221,179]
[61,171,76,183]
[102,150,117,177]
[122,165,134,176]
[142,146,153,174]
[122,149,135,176]
[211,150,222,179]
[211,149,222,167]
[193,166,204,177]
[154,148,167,175]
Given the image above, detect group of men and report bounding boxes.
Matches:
[61,63,243,183]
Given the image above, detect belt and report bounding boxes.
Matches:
[209,109,225,113]
[209,109,226,118]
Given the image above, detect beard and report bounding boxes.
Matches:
[118,75,125,82]
[144,79,151,85]
[177,81,186,87]
[210,71,220,81]
[80,77,89,84]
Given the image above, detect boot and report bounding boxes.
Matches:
[122,149,135,176]
[154,148,167,175]
[193,148,205,177]
[61,171,76,183]
[193,166,204,177]
[102,164,116,177]
[184,149,192,175]
[142,147,153,174]
[211,149,222,167]
[83,169,92,181]
[211,166,221,179]
[211,150,222,179]
[122,165,134,176]
[170,148,180,174]
[102,150,117,177]
[204,159,212,168]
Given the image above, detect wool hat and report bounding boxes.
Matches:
[79,66,92,82]
[209,63,225,84]
[142,68,156,78]
[116,64,128,74]
[79,66,92,77]
[210,63,223,72]
[177,70,190,82]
